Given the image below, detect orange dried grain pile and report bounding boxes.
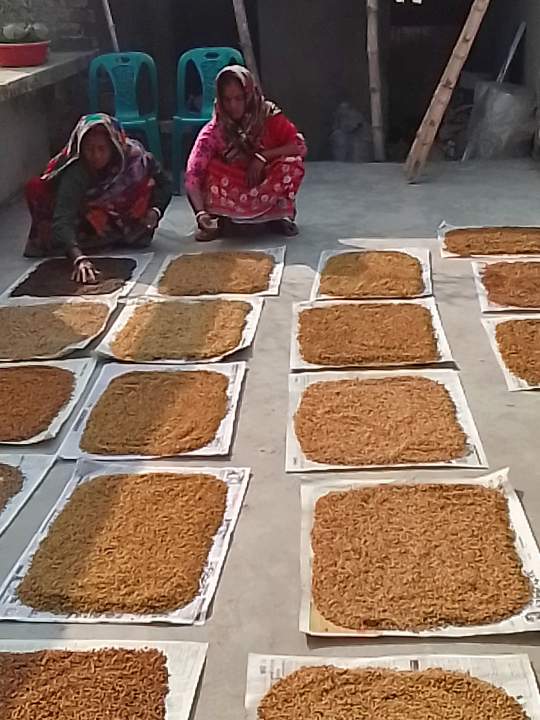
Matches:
[0,463,23,512]
[319,251,423,298]
[483,262,540,308]
[445,227,540,256]
[311,484,531,631]
[0,648,168,719]
[294,376,467,466]
[298,303,438,366]
[17,472,227,614]
[80,370,228,455]
[0,366,74,442]
[158,251,274,295]
[258,666,529,720]
[495,319,540,385]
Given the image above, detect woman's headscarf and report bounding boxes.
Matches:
[41,113,150,202]
[214,65,281,161]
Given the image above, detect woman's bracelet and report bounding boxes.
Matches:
[73,254,88,266]
[195,210,208,220]
[254,152,268,164]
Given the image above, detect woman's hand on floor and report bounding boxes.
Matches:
[197,211,218,232]
[246,157,266,188]
[71,256,98,284]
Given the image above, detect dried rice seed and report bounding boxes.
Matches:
[258,666,529,720]
[158,251,274,295]
[298,303,438,366]
[0,366,74,442]
[483,262,540,308]
[445,227,540,256]
[0,303,109,360]
[294,376,467,466]
[0,648,168,719]
[495,319,540,385]
[319,251,423,298]
[311,484,531,631]
[16,473,227,614]
[0,463,24,512]
[80,370,228,455]
[110,299,251,361]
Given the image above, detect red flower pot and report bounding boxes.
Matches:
[0,41,49,67]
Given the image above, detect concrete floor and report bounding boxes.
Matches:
[1,160,540,719]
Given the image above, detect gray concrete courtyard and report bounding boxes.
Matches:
[1,160,540,719]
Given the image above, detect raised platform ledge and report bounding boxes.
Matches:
[0,50,96,103]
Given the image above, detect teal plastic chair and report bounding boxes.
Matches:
[89,52,163,162]
[172,47,244,193]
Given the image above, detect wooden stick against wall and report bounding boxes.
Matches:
[232,0,261,86]
[366,0,385,161]
[404,0,492,182]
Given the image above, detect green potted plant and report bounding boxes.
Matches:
[0,0,49,67]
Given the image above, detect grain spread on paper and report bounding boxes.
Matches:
[311,484,531,631]
[0,648,168,719]
[445,227,540,256]
[257,666,529,720]
[294,376,467,466]
[495,319,540,385]
[0,463,24,512]
[319,251,423,298]
[17,473,227,614]
[0,303,109,360]
[80,370,228,455]
[110,299,251,361]
[158,251,274,295]
[0,366,74,442]
[483,262,540,308]
[298,303,438,366]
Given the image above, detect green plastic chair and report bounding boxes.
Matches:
[172,47,244,194]
[89,52,163,162]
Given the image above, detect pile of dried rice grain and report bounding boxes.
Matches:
[0,366,74,442]
[298,303,438,366]
[158,251,274,295]
[319,251,424,298]
[80,370,228,455]
[17,473,227,614]
[483,261,540,308]
[257,665,529,720]
[445,227,540,256]
[110,299,251,361]
[0,302,109,361]
[311,484,531,631]
[0,648,168,719]
[0,463,24,512]
[495,319,540,385]
[294,376,467,466]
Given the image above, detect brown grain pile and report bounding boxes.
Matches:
[0,367,74,442]
[110,299,251,361]
[298,303,438,366]
[17,473,227,614]
[0,463,23,512]
[80,370,228,455]
[483,262,540,308]
[257,666,529,720]
[158,251,274,295]
[319,251,424,298]
[0,648,168,719]
[445,227,540,256]
[0,303,109,360]
[294,376,467,466]
[495,319,540,385]
[311,484,531,631]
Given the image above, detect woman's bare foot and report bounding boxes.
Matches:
[275,218,299,237]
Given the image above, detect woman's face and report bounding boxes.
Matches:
[221,79,246,121]
[81,127,113,171]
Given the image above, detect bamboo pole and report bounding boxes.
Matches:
[366,0,385,161]
[404,0,492,182]
[232,0,260,85]
[100,0,119,52]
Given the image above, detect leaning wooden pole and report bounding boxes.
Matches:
[404,0,492,182]
[366,0,385,161]
[232,0,261,86]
